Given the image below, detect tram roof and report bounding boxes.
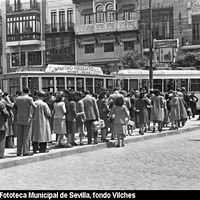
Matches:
[114,69,200,78]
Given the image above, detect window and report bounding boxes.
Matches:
[124,41,134,51]
[106,4,114,22]
[191,79,200,91]
[59,11,65,31]
[192,15,200,44]
[51,12,57,32]
[96,5,104,23]
[11,52,25,67]
[123,10,135,20]
[104,43,114,52]
[141,7,173,48]
[67,10,73,28]
[28,51,41,65]
[84,14,94,24]
[85,44,94,54]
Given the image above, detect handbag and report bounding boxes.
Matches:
[92,119,105,132]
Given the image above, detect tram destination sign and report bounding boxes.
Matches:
[45,64,103,75]
[154,39,179,49]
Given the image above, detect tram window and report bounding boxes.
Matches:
[164,79,175,92]
[129,79,138,91]
[9,78,20,95]
[66,77,75,91]
[42,78,54,93]
[191,79,200,91]
[115,79,121,88]
[56,77,65,92]
[153,79,162,92]
[176,79,188,90]
[95,78,103,94]
[76,78,84,92]
[140,79,149,92]
[106,79,114,91]
[28,77,39,94]
[121,79,128,92]
[86,78,93,94]
[22,77,27,90]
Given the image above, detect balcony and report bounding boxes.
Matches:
[6,1,40,14]
[75,19,138,35]
[45,22,74,34]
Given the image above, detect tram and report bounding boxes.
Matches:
[0,64,115,95]
[113,68,200,110]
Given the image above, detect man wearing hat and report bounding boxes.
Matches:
[0,89,9,159]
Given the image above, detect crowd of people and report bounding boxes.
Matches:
[0,86,199,159]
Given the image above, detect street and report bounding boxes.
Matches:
[0,129,200,190]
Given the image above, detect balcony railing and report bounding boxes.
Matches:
[75,19,138,35]
[7,33,41,42]
[6,2,40,14]
[45,22,74,34]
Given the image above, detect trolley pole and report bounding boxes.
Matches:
[149,0,153,90]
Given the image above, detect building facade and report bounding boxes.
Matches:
[73,0,140,74]
[0,9,2,74]
[140,0,200,60]
[1,0,46,93]
[45,0,75,65]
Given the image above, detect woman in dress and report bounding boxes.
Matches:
[75,91,86,145]
[111,96,130,147]
[53,93,67,148]
[169,91,181,130]
[135,92,150,135]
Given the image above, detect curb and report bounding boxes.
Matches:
[0,125,199,170]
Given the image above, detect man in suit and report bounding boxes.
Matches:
[14,87,37,156]
[82,90,100,144]
[0,89,9,159]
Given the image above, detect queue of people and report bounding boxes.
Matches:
[0,86,199,159]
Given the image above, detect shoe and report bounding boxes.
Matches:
[152,127,155,133]
[79,143,85,146]
[39,150,49,153]
[17,154,21,157]
[65,144,73,148]
[71,142,78,146]
[140,132,144,135]
[94,141,98,144]
[33,151,39,154]
[122,144,125,147]
[0,156,5,159]
[116,144,120,148]
[23,153,33,156]
[88,142,92,145]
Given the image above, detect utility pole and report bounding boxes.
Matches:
[18,40,21,68]
[149,0,153,90]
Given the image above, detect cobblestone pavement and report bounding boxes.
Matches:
[1,128,200,190]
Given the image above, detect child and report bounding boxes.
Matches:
[111,96,130,147]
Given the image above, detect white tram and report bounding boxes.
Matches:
[0,64,115,95]
[114,69,200,110]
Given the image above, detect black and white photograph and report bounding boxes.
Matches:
[1,0,200,196]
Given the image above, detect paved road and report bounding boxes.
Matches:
[0,129,200,190]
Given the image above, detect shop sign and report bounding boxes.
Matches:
[45,64,103,75]
[154,39,179,49]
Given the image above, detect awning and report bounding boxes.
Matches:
[119,4,136,12]
[99,34,116,44]
[77,37,96,45]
